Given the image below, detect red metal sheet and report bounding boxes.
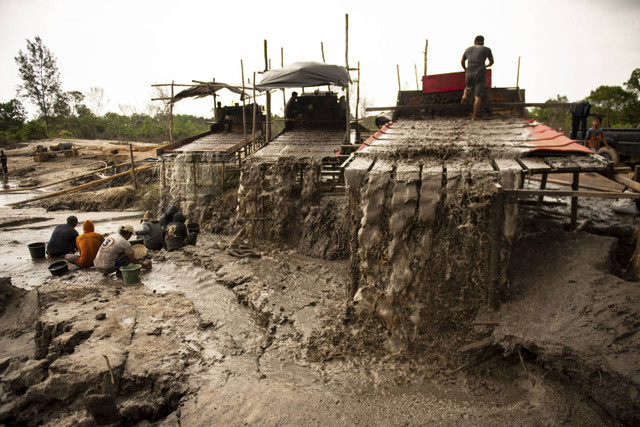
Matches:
[527,123,593,154]
[422,70,492,94]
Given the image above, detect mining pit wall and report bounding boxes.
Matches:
[344,117,526,352]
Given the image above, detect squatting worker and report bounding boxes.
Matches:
[46,215,79,258]
[94,224,146,274]
[135,211,163,250]
[65,220,104,267]
[1,150,7,175]
[461,35,494,121]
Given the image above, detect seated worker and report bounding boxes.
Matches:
[65,220,104,267]
[585,116,611,150]
[164,212,195,251]
[159,205,179,232]
[284,91,302,129]
[94,224,147,274]
[135,211,163,250]
[215,101,233,132]
[47,215,79,258]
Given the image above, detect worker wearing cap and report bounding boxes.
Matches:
[94,224,145,274]
[135,211,163,250]
[46,215,79,258]
[461,35,494,121]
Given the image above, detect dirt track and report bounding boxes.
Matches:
[0,138,639,425]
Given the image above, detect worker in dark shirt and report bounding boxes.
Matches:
[1,150,7,176]
[47,215,79,258]
[461,35,494,121]
[569,101,591,140]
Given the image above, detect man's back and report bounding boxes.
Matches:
[94,233,131,269]
[47,224,78,256]
[463,45,493,74]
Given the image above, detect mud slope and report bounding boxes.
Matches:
[493,230,640,424]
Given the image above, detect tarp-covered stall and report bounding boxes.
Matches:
[256,62,351,90]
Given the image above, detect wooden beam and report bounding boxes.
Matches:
[611,174,640,193]
[501,188,640,199]
[129,144,138,190]
[8,164,155,206]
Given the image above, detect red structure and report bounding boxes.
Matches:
[422,70,492,94]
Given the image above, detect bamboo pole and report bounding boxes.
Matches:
[355,61,361,143]
[192,157,197,202]
[345,13,350,143]
[424,39,428,76]
[252,71,257,147]
[169,81,174,144]
[129,143,138,190]
[8,164,155,206]
[281,47,286,114]
[516,56,522,102]
[264,39,271,142]
[414,64,419,90]
[161,158,166,192]
[0,161,135,193]
[241,59,247,151]
[396,64,401,91]
[321,42,326,63]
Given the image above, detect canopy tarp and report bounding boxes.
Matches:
[172,82,250,102]
[256,62,350,90]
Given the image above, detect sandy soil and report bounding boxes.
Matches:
[0,138,638,425]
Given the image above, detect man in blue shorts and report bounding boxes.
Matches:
[461,35,494,121]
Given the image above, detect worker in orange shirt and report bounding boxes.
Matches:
[65,220,104,268]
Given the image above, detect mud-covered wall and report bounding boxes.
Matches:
[345,156,519,352]
[236,157,349,260]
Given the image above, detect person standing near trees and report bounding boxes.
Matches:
[461,35,494,121]
[0,150,7,176]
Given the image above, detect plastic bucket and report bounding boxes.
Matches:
[28,242,46,259]
[120,264,141,284]
[48,260,68,276]
[165,237,183,251]
[187,223,200,234]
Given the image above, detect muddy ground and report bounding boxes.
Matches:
[0,139,639,425]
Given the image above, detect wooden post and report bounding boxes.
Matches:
[252,71,257,148]
[129,143,138,190]
[321,42,326,63]
[161,158,166,192]
[264,39,271,142]
[241,59,247,150]
[281,47,286,115]
[345,13,350,143]
[192,157,197,202]
[424,39,428,76]
[516,56,522,102]
[537,173,547,206]
[355,61,361,143]
[414,64,419,90]
[571,172,580,230]
[397,64,401,91]
[221,162,226,193]
[169,81,174,144]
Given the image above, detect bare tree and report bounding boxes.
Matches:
[86,87,105,116]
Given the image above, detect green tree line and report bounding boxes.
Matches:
[1,36,210,143]
[530,68,640,133]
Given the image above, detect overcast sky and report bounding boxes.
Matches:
[1,0,639,119]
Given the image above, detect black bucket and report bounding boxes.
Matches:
[28,242,46,259]
[187,223,200,234]
[165,237,183,252]
[48,260,68,276]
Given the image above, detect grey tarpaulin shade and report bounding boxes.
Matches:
[255,62,351,90]
[172,82,251,102]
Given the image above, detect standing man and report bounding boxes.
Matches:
[461,35,494,121]
[47,216,79,258]
[0,150,7,176]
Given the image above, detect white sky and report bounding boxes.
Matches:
[1,0,639,119]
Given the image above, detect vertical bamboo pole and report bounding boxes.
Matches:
[221,162,225,193]
[129,143,138,190]
[192,157,197,202]
[264,39,271,142]
[241,59,247,153]
[161,157,166,192]
[252,72,257,150]
[345,13,350,143]
[516,56,522,102]
[355,61,360,143]
[414,64,419,90]
[281,47,286,114]
[397,64,401,91]
[169,81,175,144]
[423,39,428,76]
[321,42,326,63]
